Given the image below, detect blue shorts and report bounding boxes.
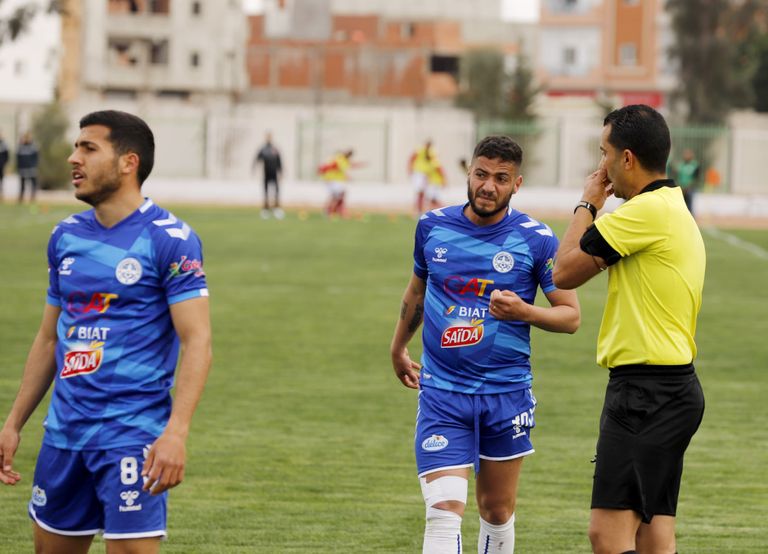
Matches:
[29,443,167,539]
[415,386,536,477]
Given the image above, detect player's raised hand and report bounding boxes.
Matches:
[392,348,421,390]
[582,168,612,209]
[142,432,186,495]
[489,289,532,322]
[0,427,22,485]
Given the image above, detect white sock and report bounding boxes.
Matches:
[477,514,515,554]
[423,507,463,554]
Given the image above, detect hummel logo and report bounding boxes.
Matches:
[432,247,449,263]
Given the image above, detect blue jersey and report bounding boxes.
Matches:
[44,199,208,450]
[413,205,558,394]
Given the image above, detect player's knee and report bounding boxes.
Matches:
[587,524,618,554]
[476,493,515,524]
[420,475,468,518]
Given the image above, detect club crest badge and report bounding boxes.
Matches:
[492,251,514,273]
[115,258,143,285]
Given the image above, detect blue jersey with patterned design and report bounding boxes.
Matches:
[413,204,558,394]
[43,199,208,450]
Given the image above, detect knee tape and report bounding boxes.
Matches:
[420,475,468,508]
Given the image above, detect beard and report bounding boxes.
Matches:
[466,178,513,218]
[75,163,122,207]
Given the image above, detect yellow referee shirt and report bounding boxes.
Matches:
[593,183,706,368]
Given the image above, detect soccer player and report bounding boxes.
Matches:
[553,105,706,554]
[0,110,212,554]
[318,149,354,218]
[409,140,436,216]
[391,135,580,553]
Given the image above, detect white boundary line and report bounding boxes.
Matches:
[704,227,768,260]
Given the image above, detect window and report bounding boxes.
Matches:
[190,51,200,67]
[191,1,201,15]
[150,40,169,65]
[400,22,416,40]
[619,43,637,66]
[563,47,577,66]
[430,55,459,76]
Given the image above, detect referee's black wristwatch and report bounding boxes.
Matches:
[574,200,597,221]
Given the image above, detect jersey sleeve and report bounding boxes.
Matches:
[412,219,429,280]
[534,226,559,294]
[154,225,209,305]
[594,196,666,257]
[46,227,62,306]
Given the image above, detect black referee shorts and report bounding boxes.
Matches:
[591,364,705,523]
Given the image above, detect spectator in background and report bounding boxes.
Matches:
[16,132,39,204]
[675,148,700,215]
[253,132,284,220]
[0,133,8,202]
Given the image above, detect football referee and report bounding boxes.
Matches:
[553,104,706,554]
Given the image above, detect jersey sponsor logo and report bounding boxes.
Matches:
[443,276,495,297]
[168,255,205,279]
[31,485,47,507]
[61,341,105,378]
[441,324,484,348]
[421,434,449,452]
[432,247,449,263]
[58,257,76,275]
[115,257,143,285]
[444,305,488,319]
[67,292,118,314]
[545,257,554,272]
[118,490,142,512]
[66,326,111,341]
[492,251,515,273]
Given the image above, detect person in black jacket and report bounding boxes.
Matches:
[253,132,283,219]
[0,133,8,202]
[16,132,39,204]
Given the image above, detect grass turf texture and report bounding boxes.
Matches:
[0,204,766,552]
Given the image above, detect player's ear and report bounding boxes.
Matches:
[119,152,140,177]
[513,174,523,194]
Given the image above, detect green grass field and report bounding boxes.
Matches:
[1,203,766,553]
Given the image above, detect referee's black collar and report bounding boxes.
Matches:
[638,178,677,195]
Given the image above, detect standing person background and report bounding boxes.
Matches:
[553,104,706,554]
[0,110,212,554]
[674,147,700,215]
[253,132,284,219]
[409,139,437,216]
[0,132,8,202]
[391,135,580,553]
[16,131,39,204]
[422,151,447,212]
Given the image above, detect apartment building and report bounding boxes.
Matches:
[58,0,248,105]
[245,0,534,104]
[538,0,674,107]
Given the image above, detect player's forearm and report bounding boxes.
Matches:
[553,209,595,289]
[525,304,580,334]
[390,290,425,355]
[164,341,212,439]
[3,334,57,432]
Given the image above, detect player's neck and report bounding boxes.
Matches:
[93,187,145,228]
[464,205,508,227]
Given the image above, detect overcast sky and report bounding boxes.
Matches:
[242,0,541,21]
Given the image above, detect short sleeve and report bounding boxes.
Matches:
[155,228,209,305]
[594,196,665,257]
[534,228,559,294]
[412,219,429,280]
[46,228,62,306]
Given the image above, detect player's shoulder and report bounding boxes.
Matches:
[50,209,95,239]
[417,204,465,228]
[505,209,555,240]
[141,200,200,244]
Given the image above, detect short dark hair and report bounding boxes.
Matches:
[79,110,155,184]
[472,135,523,167]
[603,105,670,173]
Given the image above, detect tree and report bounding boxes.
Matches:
[31,102,71,190]
[504,48,540,122]
[0,0,61,46]
[456,49,508,120]
[667,0,761,124]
